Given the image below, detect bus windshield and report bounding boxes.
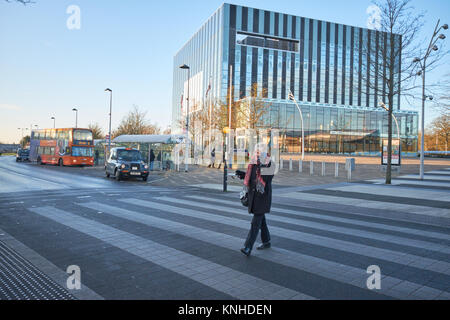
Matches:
[72,147,94,157]
[73,130,93,141]
[117,150,142,161]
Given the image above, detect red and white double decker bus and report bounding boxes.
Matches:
[30,128,94,166]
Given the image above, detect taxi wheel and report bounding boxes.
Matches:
[142,176,148,182]
[106,171,110,178]
[115,169,122,181]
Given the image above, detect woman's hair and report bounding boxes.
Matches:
[250,142,270,164]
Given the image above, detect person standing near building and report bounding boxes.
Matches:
[240,143,274,257]
[149,149,155,171]
[208,148,216,168]
[94,149,99,166]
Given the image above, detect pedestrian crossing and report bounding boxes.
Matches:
[123,197,449,275]
[29,206,313,300]
[19,173,450,300]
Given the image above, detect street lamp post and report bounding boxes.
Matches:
[179,64,190,172]
[413,20,447,180]
[51,117,56,129]
[17,128,29,147]
[288,90,305,161]
[105,88,113,158]
[30,124,37,134]
[72,108,78,128]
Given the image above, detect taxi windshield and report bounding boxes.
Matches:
[117,150,142,161]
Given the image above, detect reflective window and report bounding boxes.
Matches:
[73,130,93,141]
[72,147,94,157]
[236,32,299,52]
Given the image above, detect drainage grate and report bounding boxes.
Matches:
[0,240,76,300]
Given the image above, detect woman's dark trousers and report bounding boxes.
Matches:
[244,214,271,250]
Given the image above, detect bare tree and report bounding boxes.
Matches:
[20,135,30,148]
[4,0,35,5]
[363,0,424,184]
[429,113,450,151]
[113,105,160,138]
[429,73,450,114]
[234,83,271,130]
[88,123,105,140]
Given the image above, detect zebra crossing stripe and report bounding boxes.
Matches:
[426,171,450,175]
[29,206,314,300]
[325,184,450,202]
[278,192,450,218]
[368,179,450,188]
[400,175,450,181]
[118,198,450,276]
[77,201,425,299]
[180,196,450,253]
[185,195,450,241]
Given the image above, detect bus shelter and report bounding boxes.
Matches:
[112,135,187,171]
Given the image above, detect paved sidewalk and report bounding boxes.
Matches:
[0,229,103,300]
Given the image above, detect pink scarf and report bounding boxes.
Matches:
[244,163,265,189]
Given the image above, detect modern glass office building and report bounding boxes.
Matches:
[172,3,419,155]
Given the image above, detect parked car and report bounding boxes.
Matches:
[105,147,149,181]
[16,148,30,162]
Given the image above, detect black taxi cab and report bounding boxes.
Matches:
[105,147,149,182]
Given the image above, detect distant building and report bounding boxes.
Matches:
[172,3,418,155]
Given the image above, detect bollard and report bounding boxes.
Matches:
[310,161,314,175]
[299,160,303,173]
[335,162,339,178]
[345,158,355,181]
[322,162,326,176]
[289,158,293,171]
[280,159,284,170]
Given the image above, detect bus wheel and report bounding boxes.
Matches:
[58,158,64,167]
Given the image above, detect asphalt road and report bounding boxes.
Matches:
[0,156,161,194]
[0,156,117,193]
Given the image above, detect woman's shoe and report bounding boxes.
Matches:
[256,243,271,250]
[240,247,251,257]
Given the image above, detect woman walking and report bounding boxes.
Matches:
[240,144,274,257]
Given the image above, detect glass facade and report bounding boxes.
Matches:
[173,3,419,155]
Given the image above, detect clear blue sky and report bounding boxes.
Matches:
[1,0,449,143]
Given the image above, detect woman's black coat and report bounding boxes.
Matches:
[247,163,274,215]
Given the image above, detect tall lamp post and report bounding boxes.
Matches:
[17,128,29,147]
[51,117,56,129]
[179,64,190,172]
[288,90,305,160]
[413,20,448,180]
[72,108,78,128]
[105,88,113,158]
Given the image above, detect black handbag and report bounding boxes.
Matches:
[240,188,249,207]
